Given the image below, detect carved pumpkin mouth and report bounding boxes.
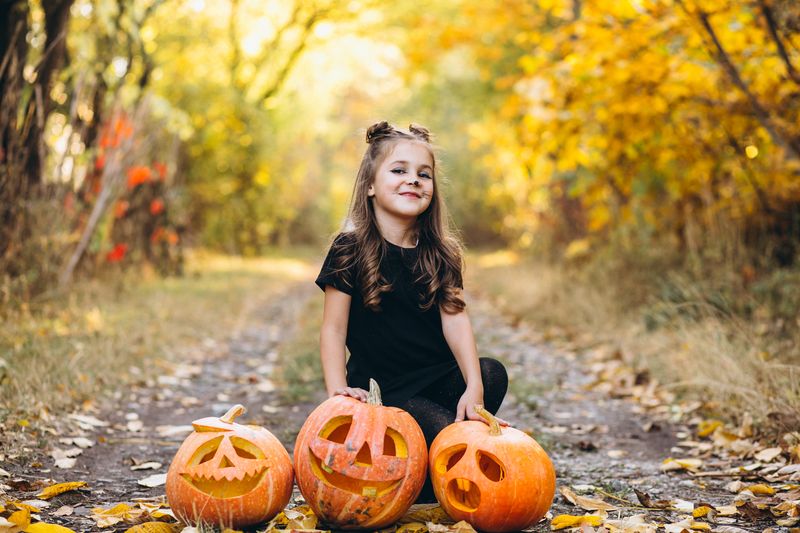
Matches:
[308,449,402,498]
[446,478,481,512]
[181,467,268,498]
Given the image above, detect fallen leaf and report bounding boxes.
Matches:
[36,481,87,500]
[396,522,427,533]
[745,483,776,495]
[560,486,617,511]
[52,506,73,517]
[661,458,703,472]
[25,523,77,532]
[754,447,783,463]
[90,503,145,528]
[604,513,657,533]
[53,458,76,469]
[550,514,604,530]
[124,522,180,532]
[130,462,162,471]
[137,474,167,488]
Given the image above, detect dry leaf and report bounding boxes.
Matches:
[397,522,428,533]
[130,462,162,471]
[603,513,657,533]
[52,506,74,517]
[550,514,604,530]
[560,487,618,511]
[400,504,452,525]
[25,523,77,532]
[37,481,87,500]
[661,458,703,472]
[53,458,76,469]
[137,474,167,487]
[124,522,180,532]
[754,447,783,462]
[90,503,145,528]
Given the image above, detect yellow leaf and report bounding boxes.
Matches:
[25,523,77,532]
[9,509,31,529]
[6,502,41,514]
[660,457,703,472]
[745,483,775,495]
[692,506,712,518]
[397,522,428,533]
[696,420,722,438]
[550,514,603,530]
[124,523,179,533]
[689,521,711,531]
[36,482,87,500]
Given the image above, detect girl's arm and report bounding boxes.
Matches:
[320,286,367,402]
[440,292,484,422]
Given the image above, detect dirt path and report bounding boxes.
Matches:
[0,276,784,532]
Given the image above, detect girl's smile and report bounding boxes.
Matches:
[368,140,434,222]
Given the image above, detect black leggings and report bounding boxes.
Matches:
[400,357,508,503]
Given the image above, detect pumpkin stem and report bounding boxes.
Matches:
[475,404,502,436]
[367,378,383,406]
[220,404,246,424]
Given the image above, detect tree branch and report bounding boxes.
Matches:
[683,2,800,162]
[757,0,800,86]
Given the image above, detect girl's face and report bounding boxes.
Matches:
[368,140,434,223]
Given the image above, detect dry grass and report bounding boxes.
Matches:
[466,249,800,431]
[0,249,317,424]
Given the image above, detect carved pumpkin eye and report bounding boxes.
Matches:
[434,444,467,474]
[194,436,224,465]
[383,427,408,457]
[319,415,352,443]
[476,450,505,481]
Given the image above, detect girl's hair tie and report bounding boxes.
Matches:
[366,121,394,144]
[408,123,431,142]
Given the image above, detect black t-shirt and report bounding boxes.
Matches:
[315,232,460,407]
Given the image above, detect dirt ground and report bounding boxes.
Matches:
[0,278,790,532]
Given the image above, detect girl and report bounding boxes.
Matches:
[315,121,508,502]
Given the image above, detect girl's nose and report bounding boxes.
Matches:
[409,178,420,187]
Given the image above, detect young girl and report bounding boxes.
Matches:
[315,121,508,502]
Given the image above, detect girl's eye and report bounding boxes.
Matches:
[419,172,432,179]
[391,168,406,174]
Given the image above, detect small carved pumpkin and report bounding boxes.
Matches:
[165,405,293,529]
[430,406,556,532]
[293,379,427,529]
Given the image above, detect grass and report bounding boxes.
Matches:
[466,246,800,433]
[0,249,317,426]
[276,294,325,403]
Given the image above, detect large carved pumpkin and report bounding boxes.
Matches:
[293,379,427,529]
[429,406,556,532]
[165,405,293,529]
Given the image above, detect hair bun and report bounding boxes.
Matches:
[408,123,431,142]
[366,121,393,144]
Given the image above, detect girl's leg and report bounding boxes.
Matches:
[417,357,508,415]
[400,396,456,503]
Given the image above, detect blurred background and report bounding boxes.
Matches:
[1,0,799,426]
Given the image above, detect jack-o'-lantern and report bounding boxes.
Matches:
[166,404,293,529]
[430,406,556,532]
[293,379,427,529]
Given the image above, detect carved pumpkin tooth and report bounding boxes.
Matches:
[457,478,470,492]
[362,486,377,498]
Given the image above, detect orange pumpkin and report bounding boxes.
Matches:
[293,379,427,529]
[429,406,556,532]
[165,405,293,529]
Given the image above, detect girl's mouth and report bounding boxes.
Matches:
[400,192,421,198]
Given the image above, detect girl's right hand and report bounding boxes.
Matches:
[332,387,369,402]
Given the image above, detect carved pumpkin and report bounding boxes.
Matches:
[165,405,293,529]
[429,406,556,532]
[293,379,427,529]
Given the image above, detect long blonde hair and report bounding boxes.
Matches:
[330,121,465,313]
